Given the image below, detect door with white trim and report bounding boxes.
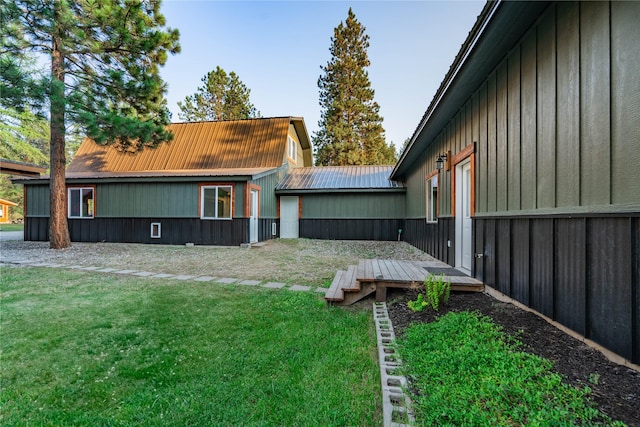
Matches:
[455,160,472,274]
[280,196,299,238]
[249,189,259,243]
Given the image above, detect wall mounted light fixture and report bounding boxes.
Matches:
[435,153,448,170]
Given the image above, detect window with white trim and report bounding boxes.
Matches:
[426,175,438,223]
[68,187,94,218]
[201,185,232,219]
[287,136,297,162]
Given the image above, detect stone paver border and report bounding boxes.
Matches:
[262,282,286,289]
[1,259,327,298]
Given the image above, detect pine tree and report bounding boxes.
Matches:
[0,107,50,165]
[178,66,260,122]
[0,0,180,248]
[313,8,396,166]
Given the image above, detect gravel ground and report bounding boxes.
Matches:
[0,238,437,287]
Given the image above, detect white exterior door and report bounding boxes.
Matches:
[280,196,299,238]
[249,189,259,243]
[455,160,472,274]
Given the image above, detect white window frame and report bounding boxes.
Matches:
[200,185,233,220]
[287,136,297,162]
[426,175,438,223]
[68,187,95,219]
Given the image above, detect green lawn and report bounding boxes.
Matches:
[0,267,381,426]
[0,224,23,232]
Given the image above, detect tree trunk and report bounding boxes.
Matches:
[49,30,70,249]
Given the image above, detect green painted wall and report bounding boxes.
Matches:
[403,1,640,218]
[98,182,198,217]
[253,167,287,218]
[25,184,50,216]
[301,192,405,219]
[25,181,252,219]
[404,152,428,219]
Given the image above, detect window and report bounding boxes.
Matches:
[426,175,438,223]
[200,185,232,219]
[68,187,94,218]
[287,136,297,162]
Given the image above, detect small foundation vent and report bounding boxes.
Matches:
[150,222,161,239]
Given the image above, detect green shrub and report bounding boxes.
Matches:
[408,274,450,312]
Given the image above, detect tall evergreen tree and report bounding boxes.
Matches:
[0,107,50,165]
[313,8,396,166]
[178,66,260,122]
[0,106,50,221]
[0,0,180,248]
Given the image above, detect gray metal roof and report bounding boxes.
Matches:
[275,165,404,193]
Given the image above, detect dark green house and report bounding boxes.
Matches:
[392,0,639,365]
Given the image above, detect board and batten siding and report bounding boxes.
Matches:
[25,184,50,216]
[252,167,287,219]
[301,193,405,219]
[402,1,640,364]
[406,1,640,217]
[474,1,640,214]
[98,182,198,218]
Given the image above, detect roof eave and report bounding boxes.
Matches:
[0,159,47,177]
[391,0,551,180]
[275,187,406,195]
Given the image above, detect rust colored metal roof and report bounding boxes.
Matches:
[66,117,301,179]
[275,165,404,193]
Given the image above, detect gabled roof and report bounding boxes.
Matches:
[275,165,404,194]
[65,117,310,179]
[392,0,550,179]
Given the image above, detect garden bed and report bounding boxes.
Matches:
[387,289,640,426]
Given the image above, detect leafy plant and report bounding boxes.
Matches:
[425,274,450,311]
[408,275,451,312]
[408,293,428,312]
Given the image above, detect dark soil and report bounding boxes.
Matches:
[386,289,640,426]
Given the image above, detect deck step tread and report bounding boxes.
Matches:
[325,270,346,301]
[341,265,360,292]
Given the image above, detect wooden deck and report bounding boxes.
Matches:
[326,259,484,305]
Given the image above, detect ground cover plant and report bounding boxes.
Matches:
[0,267,381,426]
[396,311,626,426]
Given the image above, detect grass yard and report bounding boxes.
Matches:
[0,267,381,426]
[0,224,23,232]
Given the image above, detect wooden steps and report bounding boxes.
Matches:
[326,259,484,306]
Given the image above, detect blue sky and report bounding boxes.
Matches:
[159,1,485,151]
